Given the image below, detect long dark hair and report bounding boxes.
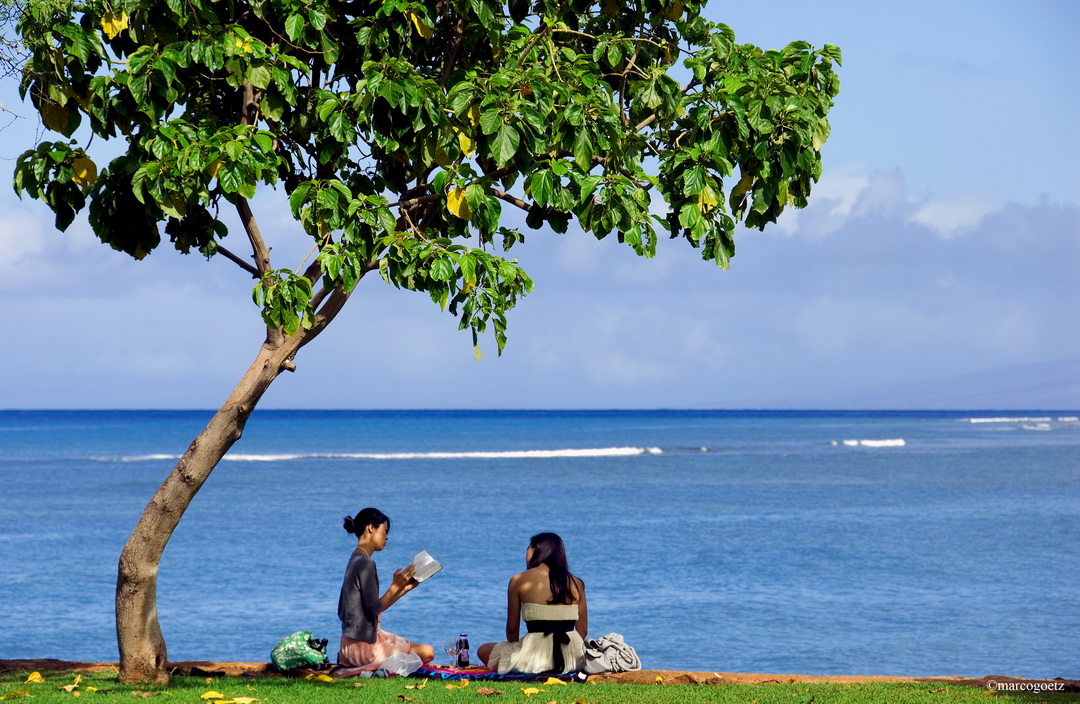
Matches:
[527,532,578,605]
[343,507,390,536]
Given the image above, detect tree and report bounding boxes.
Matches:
[12,0,840,684]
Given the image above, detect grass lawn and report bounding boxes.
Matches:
[1,670,1077,704]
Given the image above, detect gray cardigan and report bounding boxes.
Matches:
[338,549,384,642]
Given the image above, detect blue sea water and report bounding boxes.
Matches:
[1,410,1078,678]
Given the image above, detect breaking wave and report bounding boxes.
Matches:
[91,446,665,463]
[830,438,906,448]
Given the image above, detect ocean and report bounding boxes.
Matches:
[1,410,1077,678]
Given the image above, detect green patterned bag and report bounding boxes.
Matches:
[271,631,330,672]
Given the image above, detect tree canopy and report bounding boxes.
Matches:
[14,0,839,354]
[10,0,839,683]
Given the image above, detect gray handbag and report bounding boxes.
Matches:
[580,633,641,674]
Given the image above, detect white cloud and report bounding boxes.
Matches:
[908,192,1002,238]
[770,167,874,238]
[770,166,1008,243]
[0,208,46,277]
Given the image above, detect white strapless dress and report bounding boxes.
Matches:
[488,603,584,674]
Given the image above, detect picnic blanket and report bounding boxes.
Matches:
[410,664,581,682]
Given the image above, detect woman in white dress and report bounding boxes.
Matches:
[477,533,588,674]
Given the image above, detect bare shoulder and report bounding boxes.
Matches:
[507,568,537,590]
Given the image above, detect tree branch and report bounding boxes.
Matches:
[303,282,354,347]
[633,78,698,133]
[438,19,465,88]
[491,188,531,212]
[235,198,272,277]
[515,24,549,70]
[216,244,260,278]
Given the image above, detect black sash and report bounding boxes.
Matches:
[526,619,577,673]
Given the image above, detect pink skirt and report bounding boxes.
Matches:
[335,628,413,675]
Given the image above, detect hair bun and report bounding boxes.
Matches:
[343,516,355,534]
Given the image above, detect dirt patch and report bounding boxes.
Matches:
[589,670,1080,691]
[0,660,273,678]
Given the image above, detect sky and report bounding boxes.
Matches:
[1,0,1078,409]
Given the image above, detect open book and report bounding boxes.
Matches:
[411,550,443,582]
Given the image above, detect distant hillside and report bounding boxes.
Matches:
[751,357,1080,410]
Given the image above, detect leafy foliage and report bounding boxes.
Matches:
[12,0,840,352]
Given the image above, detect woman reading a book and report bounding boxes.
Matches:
[477,532,588,674]
[336,507,435,674]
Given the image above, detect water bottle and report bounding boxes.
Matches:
[456,633,470,667]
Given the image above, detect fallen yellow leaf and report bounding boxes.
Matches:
[100,10,128,39]
[542,678,566,686]
[200,691,225,699]
[26,674,44,684]
[59,685,79,693]
[446,187,471,220]
[231,697,261,703]
[1,688,32,700]
[303,674,333,682]
[654,675,664,683]
[521,688,543,697]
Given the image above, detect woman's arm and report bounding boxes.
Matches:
[379,564,418,612]
[504,573,523,642]
[574,577,588,639]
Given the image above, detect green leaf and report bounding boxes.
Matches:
[572,130,594,172]
[682,166,706,196]
[430,257,454,281]
[284,14,305,42]
[493,123,520,167]
[822,43,843,65]
[289,182,313,217]
[217,162,244,193]
[248,65,271,90]
[531,170,553,208]
[479,109,502,136]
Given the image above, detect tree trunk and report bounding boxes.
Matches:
[115,336,302,683]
